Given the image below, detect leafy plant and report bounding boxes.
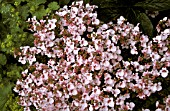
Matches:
[0,83,13,111]
[0,0,60,110]
[89,0,170,37]
[0,53,7,65]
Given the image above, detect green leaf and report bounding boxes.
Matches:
[48,2,60,11]
[19,5,29,20]
[98,8,120,22]
[135,0,170,11]
[35,0,46,6]
[91,0,101,4]
[0,4,12,14]
[0,54,7,65]
[59,0,70,6]
[99,0,119,8]
[5,0,14,3]
[33,5,47,19]
[83,0,90,4]
[27,0,46,9]
[0,83,13,111]
[137,13,153,37]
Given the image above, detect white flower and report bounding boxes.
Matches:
[154,36,162,43]
[92,19,100,25]
[151,52,160,60]
[73,47,79,55]
[157,82,162,91]
[87,26,94,32]
[108,98,114,107]
[102,24,108,30]
[110,44,117,52]
[94,63,101,70]
[81,102,88,110]
[163,17,168,21]
[117,16,125,25]
[104,86,112,92]
[71,7,78,14]
[48,59,55,66]
[73,100,79,107]
[49,31,55,40]
[160,67,169,78]
[134,23,140,32]
[123,61,130,68]
[68,83,75,91]
[156,101,159,107]
[82,93,90,101]
[119,81,126,88]
[113,89,120,97]
[89,105,93,111]
[18,57,26,64]
[106,40,111,46]
[117,69,124,77]
[131,48,138,55]
[129,102,135,109]
[58,11,67,16]
[47,19,57,30]
[49,98,54,104]
[81,38,88,46]
[72,89,78,95]
[109,29,115,35]
[104,60,110,67]
[151,84,157,93]
[27,78,33,84]
[155,108,163,111]
[164,29,170,34]
[28,55,36,65]
[13,87,19,93]
[56,91,62,97]
[87,45,95,53]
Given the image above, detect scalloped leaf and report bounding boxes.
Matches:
[0,54,7,65]
[33,5,47,19]
[20,5,29,20]
[135,0,170,11]
[35,0,46,6]
[0,83,13,111]
[48,2,60,11]
[59,0,70,6]
[0,4,12,14]
[27,0,46,9]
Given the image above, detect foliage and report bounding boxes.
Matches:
[0,83,13,111]
[0,0,60,110]
[0,53,7,65]
[2,93,24,111]
[135,0,170,11]
[89,0,170,37]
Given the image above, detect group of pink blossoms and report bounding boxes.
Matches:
[13,1,170,111]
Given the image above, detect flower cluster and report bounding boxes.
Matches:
[14,1,170,111]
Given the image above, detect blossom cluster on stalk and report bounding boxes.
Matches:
[13,1,170,111]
